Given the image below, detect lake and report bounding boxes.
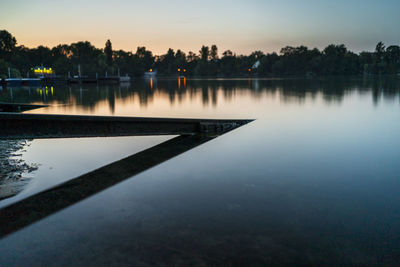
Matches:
[0,77,400,266]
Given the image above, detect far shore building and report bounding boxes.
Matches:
[33,66,55,78]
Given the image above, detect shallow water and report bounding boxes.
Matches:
[0,77,399,265]
[0,136,175,208]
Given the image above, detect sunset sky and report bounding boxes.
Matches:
[1,0,399,55]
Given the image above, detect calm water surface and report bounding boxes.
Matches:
[0,78,399,266]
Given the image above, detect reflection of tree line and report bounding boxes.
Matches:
[0,78,399,110]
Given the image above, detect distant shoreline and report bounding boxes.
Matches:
[1,30,399,80]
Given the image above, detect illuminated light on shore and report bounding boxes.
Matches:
[34,67,54,75]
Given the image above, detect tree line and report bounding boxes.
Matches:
[1,30,399,79]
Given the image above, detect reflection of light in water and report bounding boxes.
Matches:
[178,77,186,89]
[16,79,400,119]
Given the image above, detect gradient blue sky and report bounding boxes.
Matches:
[1,0,399,55]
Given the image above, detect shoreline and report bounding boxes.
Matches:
[0,139,37,200]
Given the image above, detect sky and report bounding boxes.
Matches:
[1,0,399,55]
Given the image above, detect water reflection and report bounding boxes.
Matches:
[1,77,399,116]
[1,77,400,265]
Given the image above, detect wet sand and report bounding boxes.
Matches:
[0,139,37,200]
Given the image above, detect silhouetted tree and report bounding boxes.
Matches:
[186,51,199,75]
[385,45,400,74]
[104,39,113,67]
[133,46,154,76]
[199,46,209,62]
[175,49,187,71]
[196,46,211,76]
[220,50,237,76]
[0,30,17,61]
[210,45,218,61]
[374,42,386,74]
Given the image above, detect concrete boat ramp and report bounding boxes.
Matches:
[0,113,252,139]
[0,112,253,238]
[0,102,48,113]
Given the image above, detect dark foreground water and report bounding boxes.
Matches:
[0,77,400,266]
